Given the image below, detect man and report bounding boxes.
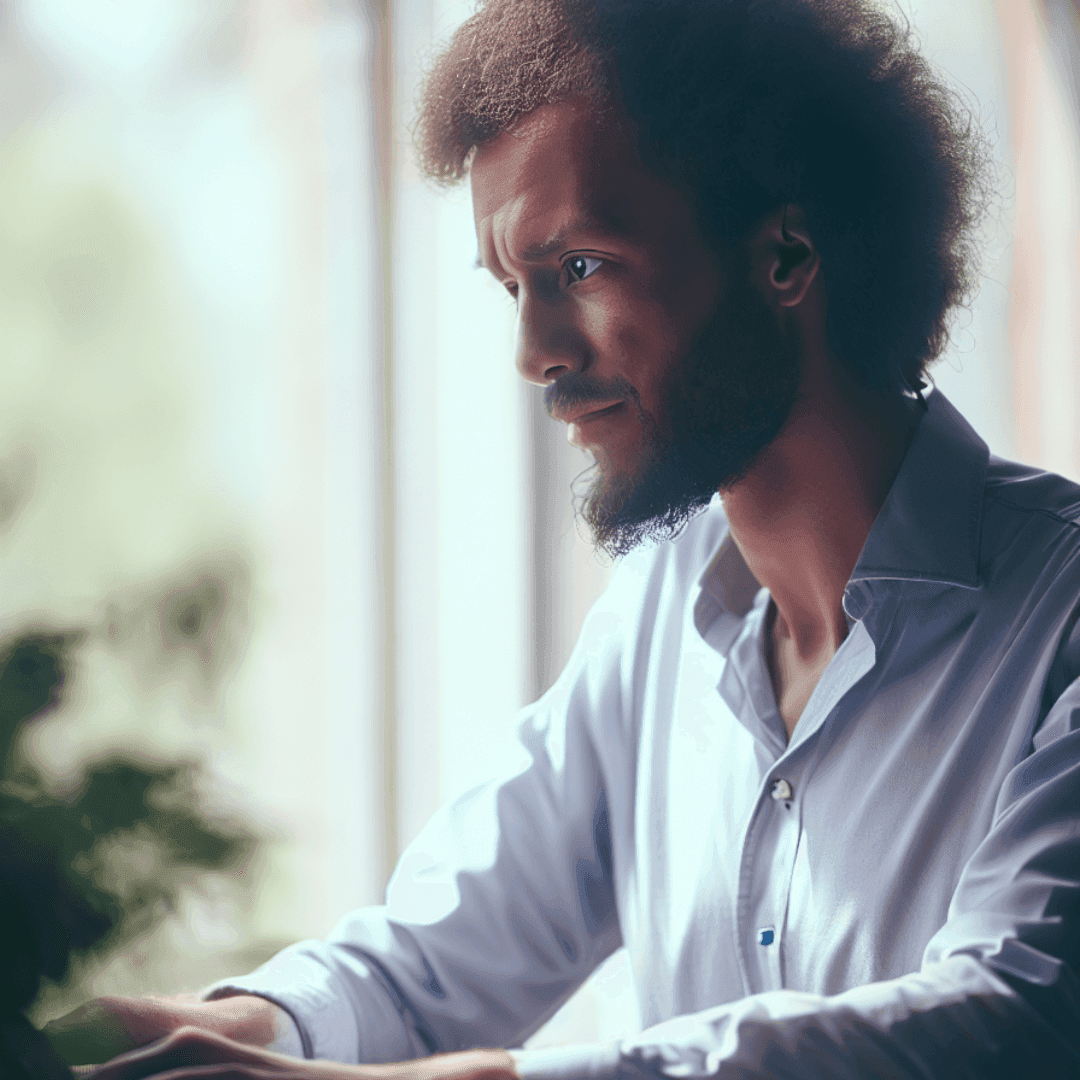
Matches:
[60,0,1080,1076]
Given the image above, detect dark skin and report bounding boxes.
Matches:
[72,96,919,1078]
[473,99,920,740]
[732,203,922,736]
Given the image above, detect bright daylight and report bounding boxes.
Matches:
[2,2,1080,1079]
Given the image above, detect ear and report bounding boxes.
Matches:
[747,204,820,309]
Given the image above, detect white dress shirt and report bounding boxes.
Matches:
[207,390,1080,1076]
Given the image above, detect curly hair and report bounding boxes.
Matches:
[414,0,995,395]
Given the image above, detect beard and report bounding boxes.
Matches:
[546,271,802,559]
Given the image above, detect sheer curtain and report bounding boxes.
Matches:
[996,0,1080,479]
[10,0,391,1006]
[386,0,613,869]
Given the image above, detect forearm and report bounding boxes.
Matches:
[90,1030,519,1080]
[204,991,305,1056]
[512,956,1080,1080]
[43,992,291,1066]
[206,758,620,1064]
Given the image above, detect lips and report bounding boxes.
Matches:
[550,399,626,426]
[553,399,629,449]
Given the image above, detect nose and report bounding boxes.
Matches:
[514,289,583,386]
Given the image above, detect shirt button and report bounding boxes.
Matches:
[758,927,775,946]
[770,778,793,801]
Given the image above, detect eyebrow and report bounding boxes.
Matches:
[519,231,573,261]
[474,217,607,273]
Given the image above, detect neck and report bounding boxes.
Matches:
[721,367,922,660]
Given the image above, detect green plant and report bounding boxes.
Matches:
[0,630,254,1077]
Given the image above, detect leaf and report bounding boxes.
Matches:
[0,633,81,773]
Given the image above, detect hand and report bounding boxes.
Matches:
[42,994,288,1067]
[88,1027,519,1080]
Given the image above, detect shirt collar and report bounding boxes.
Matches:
[696,529,762,621]
[849,388,987,589]
[694,388,989,631]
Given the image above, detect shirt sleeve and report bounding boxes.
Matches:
[201,595,628,1064]
[195,993,306,1058]
[511,672,1080,1080]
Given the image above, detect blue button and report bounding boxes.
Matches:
[758,927,775,946]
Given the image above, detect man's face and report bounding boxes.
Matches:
[470,99,801,555]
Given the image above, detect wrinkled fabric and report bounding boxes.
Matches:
[207,391,1080,1077]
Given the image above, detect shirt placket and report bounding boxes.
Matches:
[734,615,878,996]
[741,768,803,992]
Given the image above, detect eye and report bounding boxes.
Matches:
[565,255,603,283]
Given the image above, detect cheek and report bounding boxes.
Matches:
[642,231,725,358]
[617,311,683,419]
[582,296,681,410]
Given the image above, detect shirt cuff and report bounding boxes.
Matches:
[199,986,306,1058]
[197,939,422,1065]
[198,943,362,1062]
[510,1041,622,1080]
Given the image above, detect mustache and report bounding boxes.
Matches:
[544,373,639,417]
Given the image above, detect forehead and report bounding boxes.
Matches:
[470,99,674,256]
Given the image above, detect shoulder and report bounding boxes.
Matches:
[979,457,1080,580]
[984,456,1080,526]
[974,457,1080,694]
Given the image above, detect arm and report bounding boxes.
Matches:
[53,693,617,1072]
[509,676,1080,1080]
[42,993,293,1066]
[201,685,622,1063]
[190,552,640,1065]
[82,682,621,1079]
[54,550,640,1074]
[53,696,619,1071]
[84,670,1080,1080]
[90,1033,517,1080]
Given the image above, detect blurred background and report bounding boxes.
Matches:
[1,0,1077,1049]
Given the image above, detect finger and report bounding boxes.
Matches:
[108,1069,298,1080]
[43,999,140,1066]
[91,1028,280,1080]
